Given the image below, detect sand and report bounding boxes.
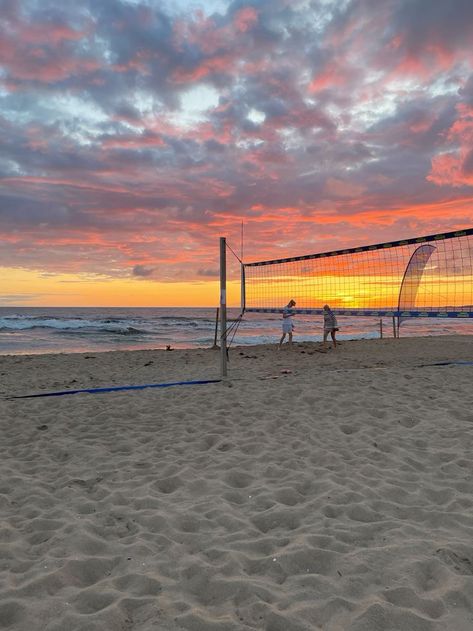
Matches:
[1,335,473,630]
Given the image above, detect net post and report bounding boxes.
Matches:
[379,318,383,339]
[219,237,227,377]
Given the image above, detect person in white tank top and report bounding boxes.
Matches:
[278,299,296,349]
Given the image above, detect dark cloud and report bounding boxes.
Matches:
[132,265,155,277]
[389,0,473,53]
[197,268,219,277]
[462,149,473,176]
[459,73,473,106]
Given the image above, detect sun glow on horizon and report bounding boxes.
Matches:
[0,267,242,308]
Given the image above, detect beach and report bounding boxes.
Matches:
[1,336,473,630]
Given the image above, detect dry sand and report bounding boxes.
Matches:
[1,336,473,630]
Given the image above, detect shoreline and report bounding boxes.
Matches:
[1,335,473,630]
[2,306,473,358]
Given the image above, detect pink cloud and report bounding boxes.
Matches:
[16,22,87,46]
[0,36,100,83]
[309,61,352,93]
[101,133,166,149]
[234,7,258,33]
[0,7,96,85]
[428,103,473,187]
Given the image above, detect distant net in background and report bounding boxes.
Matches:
[243,228,473,322]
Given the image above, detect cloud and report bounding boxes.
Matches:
[132,264,155,277]
[0,293,55,305]
[0,0,472,291]
[197,268,219,277]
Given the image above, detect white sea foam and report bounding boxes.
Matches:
[0,307,472,355]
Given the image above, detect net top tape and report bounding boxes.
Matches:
[244,227,473,267]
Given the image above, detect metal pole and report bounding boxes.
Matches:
[240,221,245,314]
[220,237,227,377]
[379,318,383,338]
[212,307,219,348]
[392,316,397,338]
[240,264,246,313]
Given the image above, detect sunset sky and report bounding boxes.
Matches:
[1,0,473,307]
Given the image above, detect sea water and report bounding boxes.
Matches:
[0,306,472,356]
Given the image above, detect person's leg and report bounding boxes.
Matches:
[288,331,293,346]
[323,330,328,347]
[331,330,337,348]
[278,333,286,349]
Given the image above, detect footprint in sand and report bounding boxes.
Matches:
[399,415,420,428]
[436,548,473,575]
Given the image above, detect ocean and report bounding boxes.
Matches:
[0,307,472,356]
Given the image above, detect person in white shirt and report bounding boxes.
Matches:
[323,304,338,348]
[278,299,296,349]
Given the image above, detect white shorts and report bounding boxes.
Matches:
[282,320,293,334]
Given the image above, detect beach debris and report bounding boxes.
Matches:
[144,361,153,366]
[84,356,96,359]
[36,424,48,431]
[260,369,293,380]
[165,345,173,351]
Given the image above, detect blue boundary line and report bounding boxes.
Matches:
[12,379,222,399]
[426,360,473,366]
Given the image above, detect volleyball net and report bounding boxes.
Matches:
[242,228,473,321]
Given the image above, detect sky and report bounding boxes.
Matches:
[1,0,473,307]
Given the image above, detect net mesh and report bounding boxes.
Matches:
[243,229,473,318]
